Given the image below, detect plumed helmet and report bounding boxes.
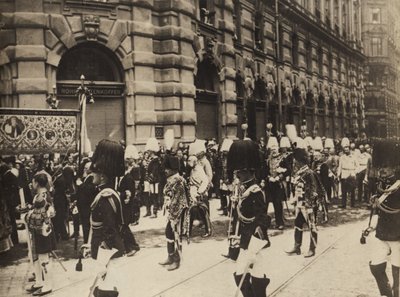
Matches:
[267,137,279,150]
[304,136,313,148]
[164,129,175,151]
[189,139,206,156]
[285,124,298,143]
[312,137,323,151]
[145,137,160,152]
[279,136,291,148]
[220,138,233,152]
[341,137,350,148]
[91,139,125,178]
[324,138,335,149]
[294,137,307,150]
[124,144,139,160]
[227,140,260,172]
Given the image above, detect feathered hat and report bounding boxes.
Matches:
[220,138,234,152]
[324,138,335,149]
[164,129,175,151]
[285,124,298,143]
[294,137,307,150]
[227,140,260,172]
[279,136,291,149]
[312,137,323,151]
[145,137,160,152]
[267,137,279,150]
[188,139,206,156]
[124,144,139,160]
[91,139,125,178]
[304,136,313,148]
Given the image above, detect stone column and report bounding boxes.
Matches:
[330,0,334,30]
[321,0,325,21]
[338,0,343,34]
[14,0,48,108]
[349,0,354,40]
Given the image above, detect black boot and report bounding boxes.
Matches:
[251,275,270,297]
[234,273,254,297]
[159,242,174,265]
[304,231,317,258]
[393,265,399,297]
[370,262,393,297]
[286,228,302,255]
[166,251,180,271]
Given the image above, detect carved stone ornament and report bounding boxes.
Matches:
[83,15,100,41]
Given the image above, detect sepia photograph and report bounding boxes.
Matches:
[0,0,400,296]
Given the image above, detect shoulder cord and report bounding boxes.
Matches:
[236,184,262,224]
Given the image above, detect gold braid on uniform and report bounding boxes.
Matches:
[236,179,258,224]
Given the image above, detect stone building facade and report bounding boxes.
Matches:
[0,0,365,146]
[362,0,400,138]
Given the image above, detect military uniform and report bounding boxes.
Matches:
[338,152,358,208]
[159,172,189,271]
[287,159,325,258]
[356,150,372,203]
[144,155,161,217]
[90,184,125,260]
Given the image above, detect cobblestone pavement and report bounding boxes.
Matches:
[0,198,380,297]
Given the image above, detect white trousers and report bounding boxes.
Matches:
[370,238,400,267]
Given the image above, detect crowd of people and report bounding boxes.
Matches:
[0,124,398,297]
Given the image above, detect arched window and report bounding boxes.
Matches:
[57,43,122,82]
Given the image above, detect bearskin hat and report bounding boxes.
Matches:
[293,148,310,165]
[227,140,260,172]
[91,139,125,178]
[372,139,400,169]
[163,154,180,171]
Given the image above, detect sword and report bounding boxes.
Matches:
[51,251,67,272]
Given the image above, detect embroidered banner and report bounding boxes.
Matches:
[0,108,79,155]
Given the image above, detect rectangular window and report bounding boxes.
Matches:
[371,8,381,24]
[371,37,383,56]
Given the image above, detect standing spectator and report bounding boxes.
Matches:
[338,138,358,208]
[52,166,69,241]
[1,156,20,245]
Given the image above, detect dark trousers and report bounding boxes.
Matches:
[356,171,368,202]
[132,198,140,223]
[189,204,211,235]
[8,206,18,245]
[267,200,284,226]
[81,216,90,243]
[165,221,175,254]
[294,210,317,250]
[341,178,355,208]
[72,213,80,235]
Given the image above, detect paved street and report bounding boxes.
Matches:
[0,199,383,297]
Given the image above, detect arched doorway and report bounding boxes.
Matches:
[194,58,220,140]
[56,43,125,147]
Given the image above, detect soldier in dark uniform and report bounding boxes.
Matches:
[286,140,325,258]
[87,139,125,297]
[227,140,271,297]
[362,140,400,297]
[118,145,140,256]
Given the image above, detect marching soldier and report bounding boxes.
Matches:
[118,145,140,256]
[158,154,189,271]
[286,138,325,258]
[227,140,271,297]
[361,140,400,297]
[87,139,125,297]
[338,138,358,208]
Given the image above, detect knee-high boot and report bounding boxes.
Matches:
[251,275,270,297]
[393,265,399,297]
[159,242,175,265]
[370,262,393,297]
[234,273,254,297]
[304,231,317,258]
[286,228,302,255]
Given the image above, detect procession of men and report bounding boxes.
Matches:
[1,123,400,297]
